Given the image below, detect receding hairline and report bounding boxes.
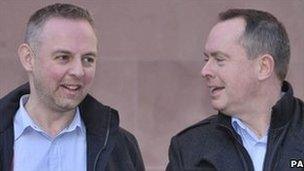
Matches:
[206,17,247,50]
[26,16,98,52]
[40,16,96,32]
[24,3,97,50]
[215,8,290,81]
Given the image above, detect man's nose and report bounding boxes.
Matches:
[69,58,85,78]
[201,61,214,79]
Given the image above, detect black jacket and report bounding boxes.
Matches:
[0,83,145,171]
[167,81,304,171]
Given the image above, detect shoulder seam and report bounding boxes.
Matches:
[176,115,217,136]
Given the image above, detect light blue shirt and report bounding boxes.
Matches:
[13,95,87,171]
[232,117,268,171]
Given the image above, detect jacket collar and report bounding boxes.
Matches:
[269,81,295,130]
[217,81,295,130]
[0,82,119,135]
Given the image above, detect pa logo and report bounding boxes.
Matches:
[290,159,304,168]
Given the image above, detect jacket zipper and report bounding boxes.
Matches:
[262,125,289,171]
[93,106,112,171]
[218,124,254,171]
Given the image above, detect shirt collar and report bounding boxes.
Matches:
[232,117,268,143]
[231,92,286,143]
[14,94,35,140]
[63,107,86,135]
[14,94,85,141]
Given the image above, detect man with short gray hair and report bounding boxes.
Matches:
[167,9,304,171]
[0,3,144,171]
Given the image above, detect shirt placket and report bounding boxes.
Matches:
[49,139,61,171]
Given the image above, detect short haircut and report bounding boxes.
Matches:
[25,3,95,52]
[219,9,290,81]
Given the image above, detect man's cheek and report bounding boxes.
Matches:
[84,71,95,85]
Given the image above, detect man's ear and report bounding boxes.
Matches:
[18,43,35,72]
[257,54,275,81]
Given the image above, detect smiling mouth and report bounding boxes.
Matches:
[209,86,225,95]
[61,84,82,91]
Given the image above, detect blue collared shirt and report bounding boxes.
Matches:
[232,117,268,171]
[13,95,87,171]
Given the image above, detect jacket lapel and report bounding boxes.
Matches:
[79,95,119,171]
[0,83,30,171]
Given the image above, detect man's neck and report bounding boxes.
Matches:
[232,82,282,138]
[234,113,270,138]
[25,96,76,138]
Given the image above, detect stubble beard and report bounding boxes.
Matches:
[33,78,87,113]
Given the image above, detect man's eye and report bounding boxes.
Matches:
[82,56,95,64]
[215,57,225,62]
[56,55,69,61]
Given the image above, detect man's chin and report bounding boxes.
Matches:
[211,101,223,111]
[216,108,234,116]
[55,98,82,111]
[211,104,231,115]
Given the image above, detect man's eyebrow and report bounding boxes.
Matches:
[51,50,72,56]
[83,52,97,58]
[51,50,97,57]
[204,51,230,58]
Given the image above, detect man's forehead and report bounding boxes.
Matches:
[211,18,245,40]
[34,17,98,55]
[42,17,94,32]
[204,17,245,52]
[39,17,97,43]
